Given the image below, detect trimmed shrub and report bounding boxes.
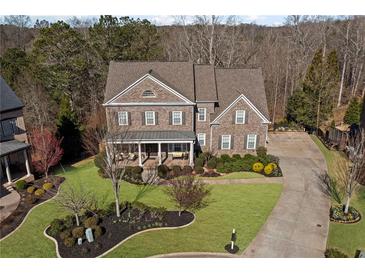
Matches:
[182,165,193,176]
[207,158,217,169]
[63,215,74,228]
[94,150,108,178]
[42,182,54,191]
[92,225,104,238]
[157,164,170,179]
[195,157,205,168]
[124,166,143,184]
[256,146,267,158]
[220,154,231,162]
[264,164,273,175]
[260,154,280,165]
[83,216,99,228]
[194,166,204,174]
[15,180,27,190]
[27,186,36,194]
[48,219,65,237]
[232,154,242,160]
[63,237,76,248]
[59,229,72,240]
[34,188,45,197]
[324,248,348,258]
[72,226,85,238]
[25,194,38,205]
[252,162,264,173]
[171,165,182,177]
[216,161,224,170]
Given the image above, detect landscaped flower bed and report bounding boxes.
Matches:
[330,205,361,224]
[45,202,194,258]
[0,176,64,239]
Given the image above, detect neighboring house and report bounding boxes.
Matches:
[0,76,33,187]
[103,61,270,167]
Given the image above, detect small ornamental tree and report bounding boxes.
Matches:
[165,176,211,216]
[30,128,63,178]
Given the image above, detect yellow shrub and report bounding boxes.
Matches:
[268,163,277,170]
[27,186,36,194]
[252,162,264,172]
[34,188,45,197]
[264,165,273,175]
[43,182,54,191]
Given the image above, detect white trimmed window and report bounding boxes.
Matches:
[118,111,128,125]
[235,110,245,124]
[198,108,206,122]
[221,135,231,150]
[172,111,183,125]
[197,133,206,146]
[145,111,155,125]
[142,90,155,97]
[247,134,257,149]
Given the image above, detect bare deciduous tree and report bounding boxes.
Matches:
[56,185,96,226]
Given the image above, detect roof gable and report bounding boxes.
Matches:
[104,74,194,105]
[211,94,271,124]
[0,76,23,112]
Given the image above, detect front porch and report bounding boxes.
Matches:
[107,130,196,167]
[0,140,34,188]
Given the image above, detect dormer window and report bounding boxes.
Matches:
[142,90,155,97]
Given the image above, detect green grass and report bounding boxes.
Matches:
[201,171,264,180]
[311,135,365,257]
[0,161,282,258]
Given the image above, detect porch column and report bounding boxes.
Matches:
[189,142,194,167]
[138,143,142,167]
[4,156,12,183]
[23,149,31,176]
[158,142,162,165]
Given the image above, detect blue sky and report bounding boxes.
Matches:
[3,15,287,27]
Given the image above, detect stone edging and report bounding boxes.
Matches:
[44,213,196,258]
[0,183,63,242]
[149,251,239,258]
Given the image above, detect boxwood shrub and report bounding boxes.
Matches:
[15,180,27,190]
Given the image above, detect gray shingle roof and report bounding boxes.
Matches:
[0,140,30,156]
[104,62,269,121]
[108,130,196,142]
[0,76,23,113]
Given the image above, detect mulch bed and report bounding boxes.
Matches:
[47,211,194,258]
[0,176,64,239]
[330,205,362,224]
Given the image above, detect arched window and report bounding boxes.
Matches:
[142,90,155,97]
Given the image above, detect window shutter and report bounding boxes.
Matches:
[182,112,186,125]
[116,112,119,125]
[142,112,145,125]
[256,135,260,148]
[245,111,248,124]
[128,112,131,125]
[218,135,222,149]
[169,112,172,125]
[244,135,248,149]
[155,112,159,125]
[230,136,234,149]
[232,113,236,124]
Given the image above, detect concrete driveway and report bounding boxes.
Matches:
[242,132,330,258]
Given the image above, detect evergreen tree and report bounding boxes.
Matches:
[0,48,28,87]
[344,98,362,125]
[287,49,340,129]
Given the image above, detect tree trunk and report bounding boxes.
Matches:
[338,52,347,107]
[316,90,321,135]
[272,73,279,124]
[178,210,182,216]
[75,214,80,226]
[115,195,120,218]
[344,195,351,214]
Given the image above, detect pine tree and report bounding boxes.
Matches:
[344,98,362,125]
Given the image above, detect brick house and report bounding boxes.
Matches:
[0,76,33,191]
[103,62,270,167]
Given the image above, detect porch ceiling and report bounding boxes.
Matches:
[0,140,30,157]
[108,130,196,143]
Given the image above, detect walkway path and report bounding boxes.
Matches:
[0,191,20,222]
[242,132,329,257]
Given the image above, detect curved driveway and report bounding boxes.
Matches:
[242,132,329,257]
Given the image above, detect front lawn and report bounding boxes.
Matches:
[201,171,264,180]
[311,135,365,257]
[0,160,282,258]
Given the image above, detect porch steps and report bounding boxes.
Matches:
[4,185,15,192]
